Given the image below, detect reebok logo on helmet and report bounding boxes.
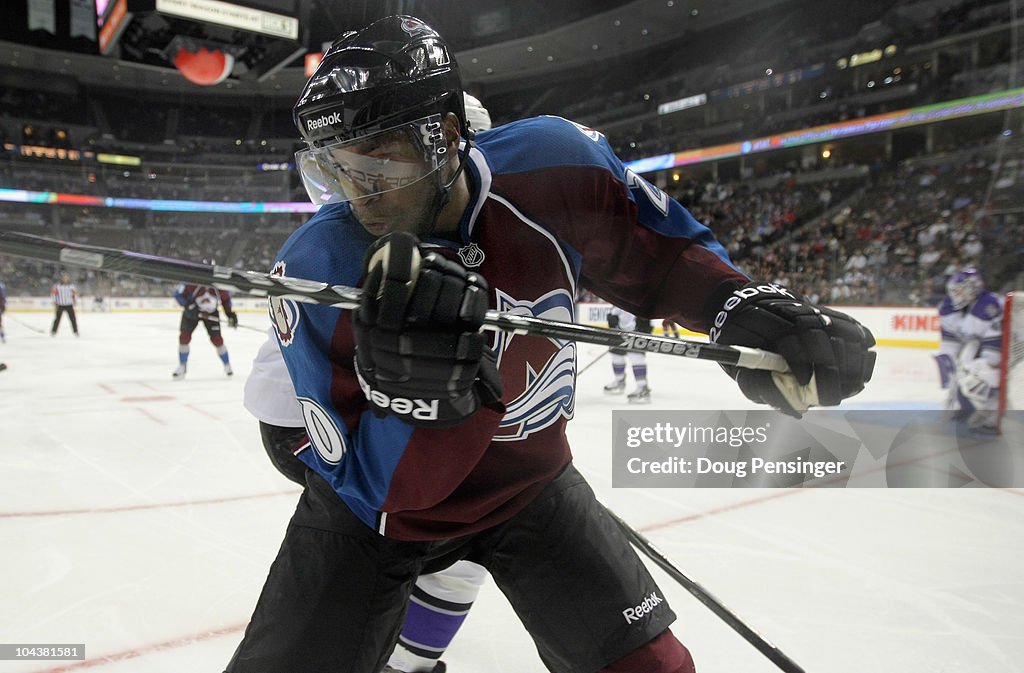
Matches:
[305,111,343,133]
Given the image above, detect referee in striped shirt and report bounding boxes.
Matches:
[51,271,80,337]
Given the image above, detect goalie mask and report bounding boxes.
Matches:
[946,268,984,310]
[293,16,466,207]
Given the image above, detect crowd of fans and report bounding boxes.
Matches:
[576,136,1023,309]
[4,133,1022,311]
[2,0,1021,311]
[692,144,1021,306]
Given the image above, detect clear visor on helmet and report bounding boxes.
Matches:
[296,114,450,205]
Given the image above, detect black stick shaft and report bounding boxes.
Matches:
[8,314,46,333]
[0,231,788,371]
[606,508,807,673]
[577,349,609,375]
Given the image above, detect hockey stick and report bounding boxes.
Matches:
[8,314,46,334]
[605,508,807,673]
[0,231,788,372]
[235,322,270,334]
[577,349,609,375]
[189,312,268,334]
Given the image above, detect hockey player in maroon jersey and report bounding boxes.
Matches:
[225,15,875,673]
[172,282,237,379]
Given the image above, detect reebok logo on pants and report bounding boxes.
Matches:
[622,591,664,624]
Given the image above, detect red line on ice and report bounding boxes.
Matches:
[27,622,247,673]
[0,488,300,518]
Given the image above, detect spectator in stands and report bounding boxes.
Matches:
[844,248,868,272]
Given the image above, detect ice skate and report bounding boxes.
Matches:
[603,378,625,394]
[224,363,234,376]
[627,385,651,404]
[172,363,187,379]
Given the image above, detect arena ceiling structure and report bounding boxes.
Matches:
[0,0,802,97]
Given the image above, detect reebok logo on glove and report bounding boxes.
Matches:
[356,367,440,422]
[353,232,504,427]
[709,283,795,343]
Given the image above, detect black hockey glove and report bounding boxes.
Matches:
[353,231,504,427]
[225,311,239,328]
[708,281,876,417]
[183,302,199,321]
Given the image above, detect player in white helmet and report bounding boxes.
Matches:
[935,267,1004,433]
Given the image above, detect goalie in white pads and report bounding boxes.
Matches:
[935,268,1004,433]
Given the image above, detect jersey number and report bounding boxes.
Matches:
[625,168,669,217]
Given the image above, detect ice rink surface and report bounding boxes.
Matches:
[1,311,1022,673]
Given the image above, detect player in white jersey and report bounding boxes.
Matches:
[604,305,651,403]
[243,329,486,673]
[935,268,1004,432]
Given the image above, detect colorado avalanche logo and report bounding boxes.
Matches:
[492,289,576,441]
[269,260,300,347]
[400,17,434,40]
[457,243,485,267]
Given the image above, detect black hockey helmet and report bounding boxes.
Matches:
[293,15,467,146]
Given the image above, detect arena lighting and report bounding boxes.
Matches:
[97,153,142,166]
[0,188,317,213]
[304,52,323,78]
[7,89,1019,213]
[625,87,1024,174]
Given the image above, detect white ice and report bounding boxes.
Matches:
[0,311,1022,673]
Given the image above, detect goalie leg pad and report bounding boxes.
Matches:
[957,358,1000,410]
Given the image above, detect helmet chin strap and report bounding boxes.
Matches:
[418,137,473,239]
